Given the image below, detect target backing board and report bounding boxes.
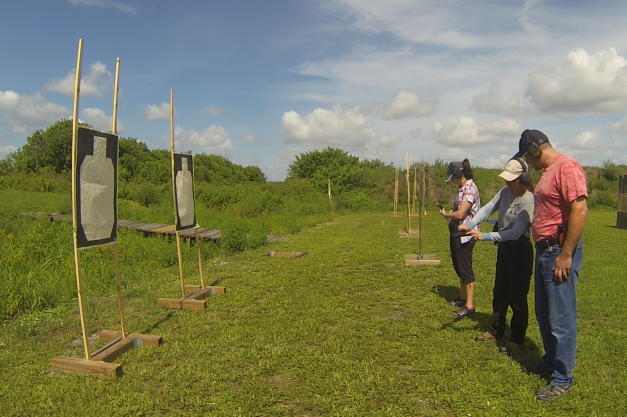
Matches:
[173,153,198,231]
[75,127,119,249]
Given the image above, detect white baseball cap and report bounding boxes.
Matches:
[498,159,526,182]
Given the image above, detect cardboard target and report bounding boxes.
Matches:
[173,153,197,231]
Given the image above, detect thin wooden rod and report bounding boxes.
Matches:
[195,228,205,288]
[71,39,90,360]
[406,154,411,232]
[328,179,335,222]
[170,90,186,298]
[111,58,126,338]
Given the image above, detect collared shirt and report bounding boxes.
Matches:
[532,154,588,242]
[453,179,480,244]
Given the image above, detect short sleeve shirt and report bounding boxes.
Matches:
[453,179,481,244]
[532,154,588,242]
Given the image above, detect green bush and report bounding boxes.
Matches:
[128,182,163,207]
[588,190,616,209]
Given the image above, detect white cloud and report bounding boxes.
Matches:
[81,108,124,134]
[66,0,137,14]
[173,125,234,157]
[409,128,423,139]
[483,154,513,169]
[242,134,257,143]
[445,148,474,162]
[0,91,70,133]
[202,105,224,117]
[609,114,627,134]
[525,48,627,117]
[143,103,171,121]
[379,90,437,119]
[571,130,601,150]
[470,84,535,117]
[431,116,521,147]
[281,106,400,157]
[0,145,17,158]
[46,62,112,97]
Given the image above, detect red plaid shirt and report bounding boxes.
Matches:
[532,154,588,242]
[453,179,481,243]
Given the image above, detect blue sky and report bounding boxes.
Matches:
[2,0,627,180]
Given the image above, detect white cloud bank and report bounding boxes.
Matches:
[0,91,70,133]
[81,108,124,134]
[470,84,535,117]
[143,103,171,121]
[526,48,627,118]
[432,116,521,147]
[173,125,234,157]
[66,0,137,14]
[46,62,112,97]
[379,90,437,119]
[281,106,401,157]
[242,134,257,143]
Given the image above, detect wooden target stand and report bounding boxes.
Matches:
[405,162,440,266]
[390,167,402,218]
[323,179,342,226]
[399,154,420,238]
[52,41,161,379]
[157,90,225,311]
[264,251,309,258]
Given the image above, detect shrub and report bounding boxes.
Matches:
[588,190,616,209]
[128,182,162,207]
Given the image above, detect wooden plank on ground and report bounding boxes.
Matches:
[181,299,206,310]
[157,298,182,309]
[91,335,138,362]
[51,356,123,379]
[152,225,175,234]
[97,330,162,347]
[265,251,308,258]
[405,259,441,265]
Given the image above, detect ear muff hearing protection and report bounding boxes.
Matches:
[516,158,531,186]
[452,168,463,179]
[525,141,543,159]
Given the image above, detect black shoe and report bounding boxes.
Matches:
[536,382,573,401]
[452,306,475,318]
[446,297,466,307]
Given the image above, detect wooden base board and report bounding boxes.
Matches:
[404,254,441,266]
[399,229,420,238]
[51,331,162,379]
[324,222,342,226]
[158,285,227,310]
[51,356,123,379]
[264,251,308,258]
[184,285,227,296]
[389,215,402,218]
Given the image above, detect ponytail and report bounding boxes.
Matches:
[462,159,474,180]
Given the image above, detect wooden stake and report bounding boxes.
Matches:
[393,167,399,215]
[420,162,426,257]
[412,167,417,215]
[111,58,126,338]
[71,39,90,360]
[195,228,205,288]
[170,90,186,299]
[328,178,335,222]
[406,153,411,233]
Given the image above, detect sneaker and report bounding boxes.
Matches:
[475,332,497,342]
[522,363,551,377]
[446,297,466,307]
[536,382,573,401]
[452,306,475,318]
[499,342,521,355]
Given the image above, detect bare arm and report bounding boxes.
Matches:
[554,196,588,282]
[441,201,472,222]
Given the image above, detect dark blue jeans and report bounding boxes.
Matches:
[534,239,584,387]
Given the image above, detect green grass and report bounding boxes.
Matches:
[1,194,626,415]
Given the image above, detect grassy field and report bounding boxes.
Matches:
[1,190,626,416]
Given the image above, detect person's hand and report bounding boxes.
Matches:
[553,252,572,283]
[468,231,482,240]
[439,208,447,218]
[458,224,470,232]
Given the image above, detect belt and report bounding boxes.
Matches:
[535,237,560,250]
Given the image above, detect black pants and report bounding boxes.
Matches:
[449,221,476,284]
[488,236,533,345]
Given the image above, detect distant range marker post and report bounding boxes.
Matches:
[405,162,440,265]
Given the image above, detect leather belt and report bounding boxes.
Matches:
[535,237,560,250]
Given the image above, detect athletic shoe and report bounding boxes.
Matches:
[452,307,475,318]
[499,342,521,355]
[536,382,573,401]
[446,297,466,307]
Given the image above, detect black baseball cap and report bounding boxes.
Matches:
[445,161,463,182]
[514,129,550,159]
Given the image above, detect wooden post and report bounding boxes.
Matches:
[195,228,205,289]
[328,179,335,222]
[111,58,126,338]
[618,175,627,230]
[70,39,91,360]
[393,167,399,215]
[420,163,426,257]
[412,167,417,215]
[170,90,186,299]
[406,153,411,233]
